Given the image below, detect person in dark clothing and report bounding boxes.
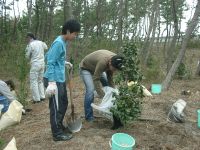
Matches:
[44,19,80,141]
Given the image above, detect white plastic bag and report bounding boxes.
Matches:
[0,100,23,131]
[3,137,17,150]
[91,86,119,121]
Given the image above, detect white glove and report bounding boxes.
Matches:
[45,82,57,98]
[65,61,73,69]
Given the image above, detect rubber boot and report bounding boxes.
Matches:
[111,115,124,130]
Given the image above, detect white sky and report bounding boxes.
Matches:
[181,0,197,32]
[6,0,198,34]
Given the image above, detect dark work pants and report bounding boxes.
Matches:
[44,78,68,136]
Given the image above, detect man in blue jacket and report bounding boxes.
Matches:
[44,19,80,141]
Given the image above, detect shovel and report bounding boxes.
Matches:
[66,67,82,133]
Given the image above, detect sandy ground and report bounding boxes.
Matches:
[1,75,200,150]
[1,48,200,150]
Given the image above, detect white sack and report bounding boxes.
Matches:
[0,100,23,131]
[142,85,152,97]
[3,137,17,150]
[167,99,187,123]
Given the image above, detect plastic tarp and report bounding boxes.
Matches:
[3,137,17,150]
[0,100,23,131]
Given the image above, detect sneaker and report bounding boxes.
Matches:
[63,126,72,134]
[53,133,73,141]
[32,101,41,104]
[40,98,45,101]
[86,118,94,122]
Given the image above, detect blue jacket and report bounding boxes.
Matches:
[44,36,68,82]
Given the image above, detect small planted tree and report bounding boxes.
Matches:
[16,45,29,107]
[111,42,143,124]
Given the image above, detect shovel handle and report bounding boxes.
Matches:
[67,68,74,109]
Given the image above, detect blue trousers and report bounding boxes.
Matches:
[79,69,108,120]
[0,96,10,112]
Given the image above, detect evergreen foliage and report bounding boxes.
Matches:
[111,42,144,124]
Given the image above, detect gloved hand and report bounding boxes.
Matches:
[45,82,57,98]
[65,61,73,69]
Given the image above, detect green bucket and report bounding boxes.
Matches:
[151,84,162,94]
[109,133,135,150]
[197,109,200,128]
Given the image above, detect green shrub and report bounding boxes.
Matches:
[175,62,192,80]
[0,138,5,149]
[16,47,29,106]
[187,39,200,49]
[111,42,143,124]
[143,55,163,82]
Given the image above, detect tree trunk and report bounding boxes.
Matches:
[141,0,158,62]
[195,60,200,76]
[12,0,17,42]
[117,0,124,46]
[96,0,103,37]
[162,0,200,90]
[63,0,73,21]
[27,0,33,30]
[156,8,161,51]
[166,0,179,72]
[47,0,56,39]
[83,0,89,37]
[123,0,128,40]
[3,0,8,34]
[144,0,159,64]
[35,1,39,36]
[42,0,49,40]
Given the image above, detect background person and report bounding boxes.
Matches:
[0,80,17,113]
[43,19,80,141]
[25,32,48,103]
[79,49,124,123]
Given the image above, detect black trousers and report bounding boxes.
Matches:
[44,78,68,136]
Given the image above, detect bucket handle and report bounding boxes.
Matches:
[109,138,112,148]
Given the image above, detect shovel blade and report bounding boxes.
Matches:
[67,118,82,133]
